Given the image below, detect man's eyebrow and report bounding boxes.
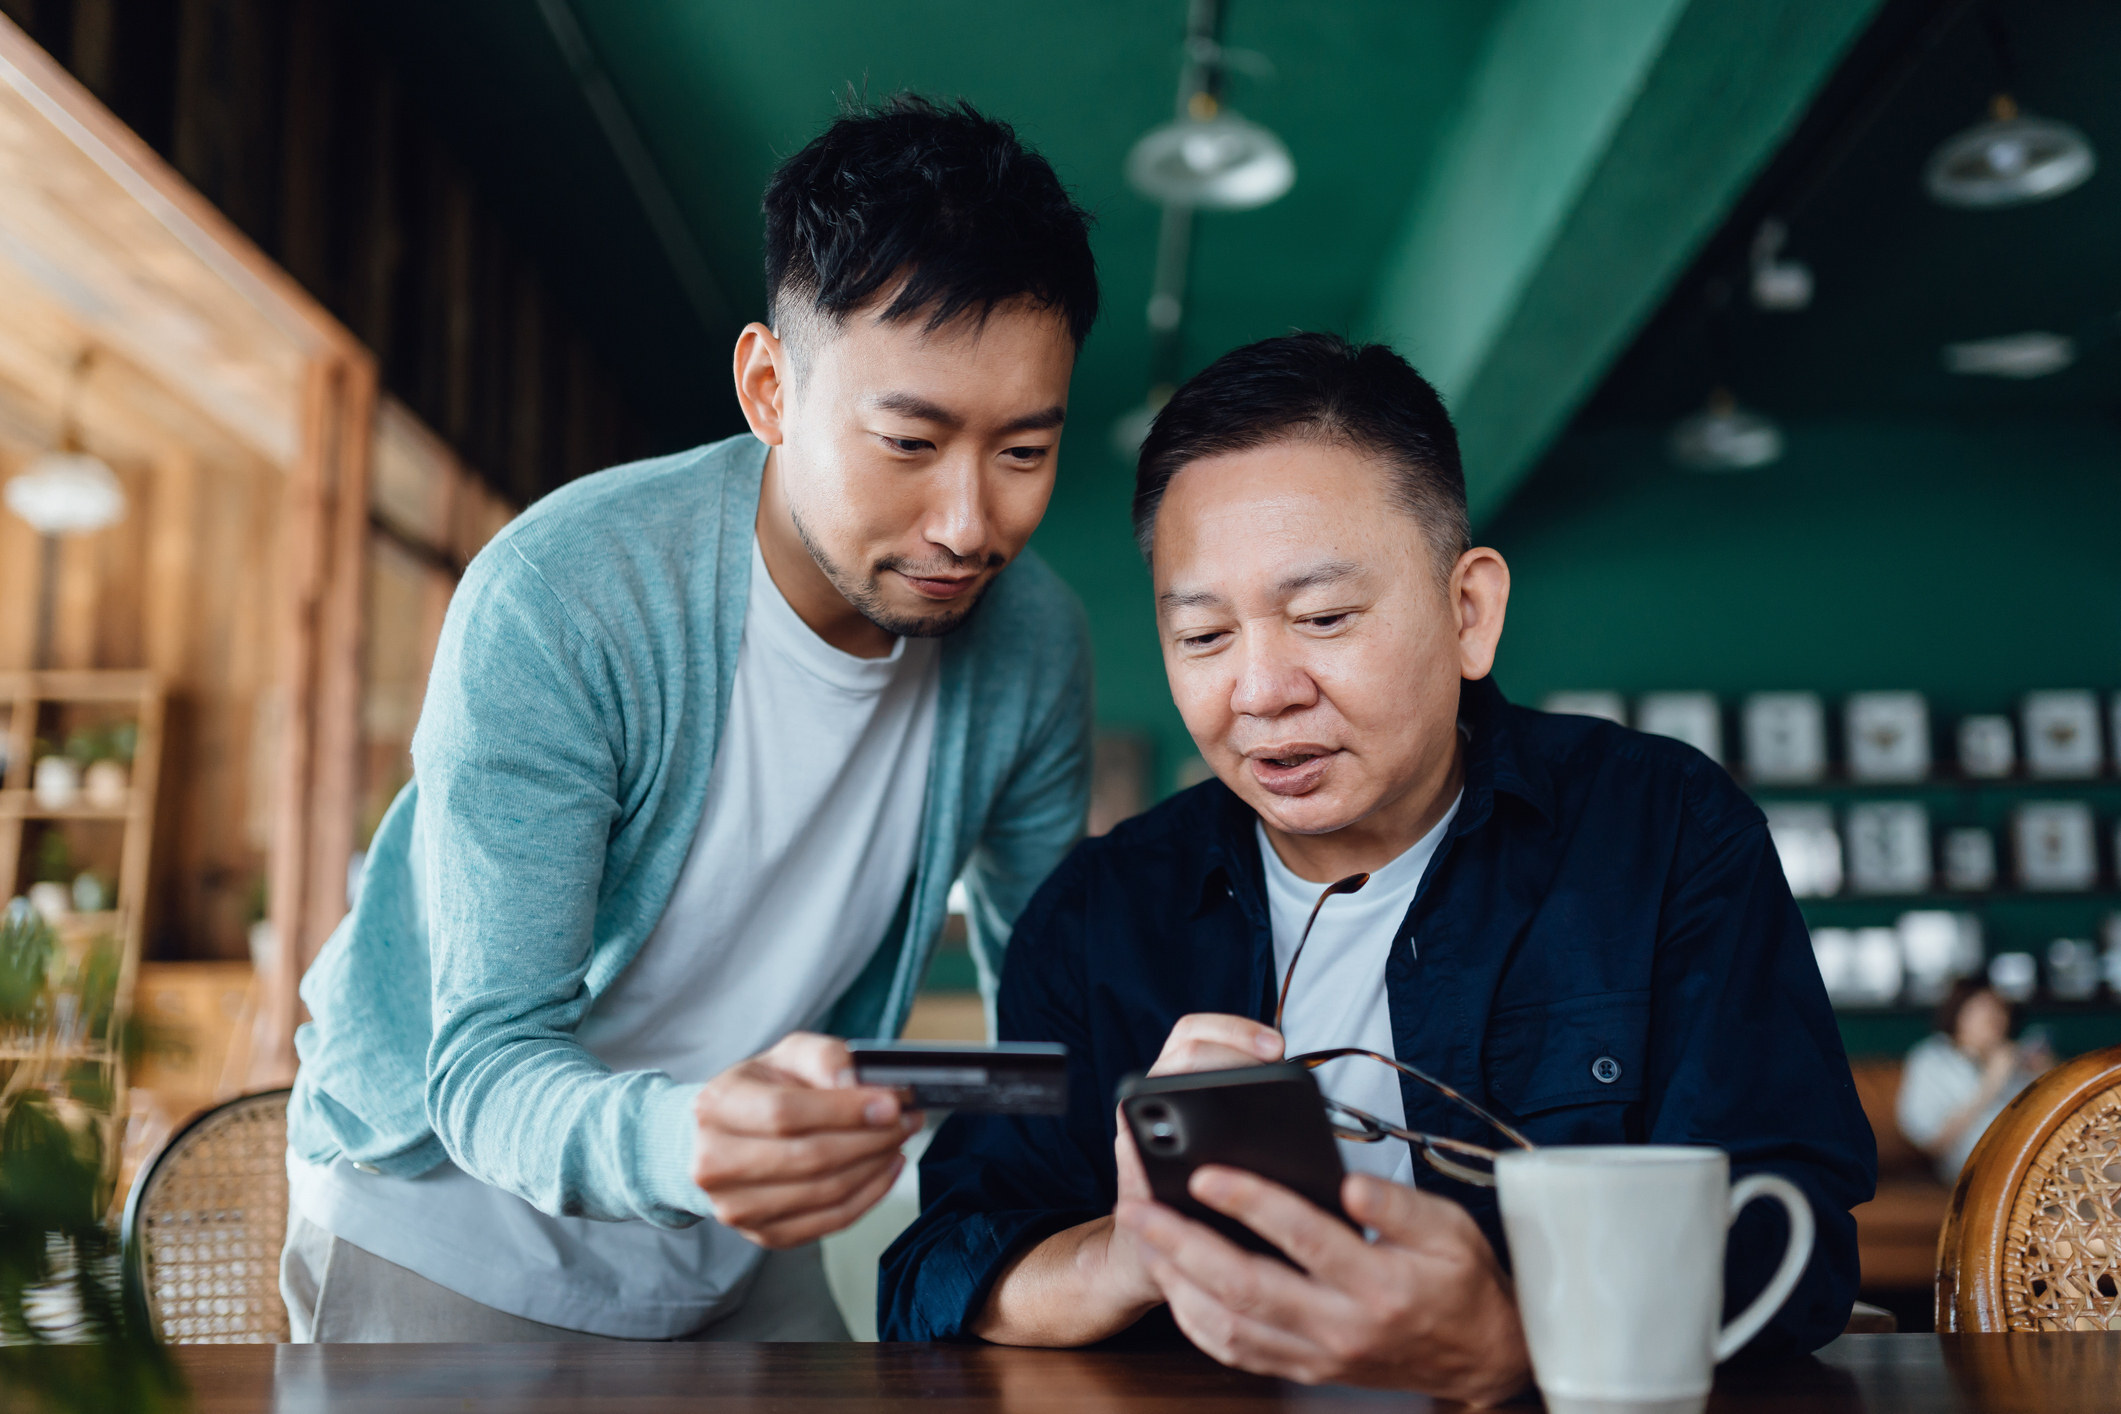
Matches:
[866,393,1066,437]
[1157,587,1226,612]
[869,391,960,426]
[1276,560,1362,596]
[997,405,1068,436]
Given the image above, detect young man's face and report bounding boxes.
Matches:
[762,298,1076,638]
[1152,437,1505,845]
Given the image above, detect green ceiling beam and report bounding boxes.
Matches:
[1361,0,1883,525]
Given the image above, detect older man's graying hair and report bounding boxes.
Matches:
[1131,333,1471,586]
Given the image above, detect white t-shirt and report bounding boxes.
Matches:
[1895,1032,2037,1184]
[291,539,940,1337]
[1258,793,1460,1187]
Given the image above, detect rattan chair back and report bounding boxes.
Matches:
[1935,1046,2121,1333]
[120,1088,292,1343]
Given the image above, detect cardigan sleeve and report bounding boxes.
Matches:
[415,545,715,1228]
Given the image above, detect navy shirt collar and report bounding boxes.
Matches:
[1192,676,1552,920]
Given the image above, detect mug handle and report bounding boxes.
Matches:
[1713,1173,1816,1363]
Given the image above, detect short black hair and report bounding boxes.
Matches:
[762,95,1098,355]
[1133,333,1470,580]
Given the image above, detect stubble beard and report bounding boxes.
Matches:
[788,504,997,640]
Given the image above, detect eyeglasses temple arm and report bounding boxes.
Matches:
[1273,871,1369,1033]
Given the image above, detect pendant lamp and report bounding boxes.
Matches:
[1126,92,1294,212]
[1669,389,1783,472]
[1925,95,2095,209]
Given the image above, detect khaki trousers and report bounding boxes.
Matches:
[279,1212,851,1343]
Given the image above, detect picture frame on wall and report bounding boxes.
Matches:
[1763,803,1842,897]
[2014,802,2098,891]
[1846,692,1929,782]
[1957,715,2015,779]
[2022,691,2103,779]
[1743,692,1825,784]
[1846,802,1932,895]
[1942,827,1997,893]
[1637,693,1722,764]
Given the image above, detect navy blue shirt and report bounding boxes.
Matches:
[879,677,1876,1353]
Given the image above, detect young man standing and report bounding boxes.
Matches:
[882,334,1873,1401]
[282,98,1099,1342]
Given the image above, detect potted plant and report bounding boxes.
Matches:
[0,899,182,1411]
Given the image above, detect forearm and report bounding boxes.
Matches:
[427,1032,709,1226]
[972,1216,1162,1347]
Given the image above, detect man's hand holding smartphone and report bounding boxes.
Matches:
[1107,1014,1529,1406]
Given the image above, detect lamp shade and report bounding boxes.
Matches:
[1125,112,1294,210]
[1669,393,1783,471]
[1925,107,2095,209]
[4,450,126,534]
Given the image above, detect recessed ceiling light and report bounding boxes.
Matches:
[1669,389,1783,472]
[1126,103,1294,211]
[1926,95,2096,209]
[1942,331,2075,378]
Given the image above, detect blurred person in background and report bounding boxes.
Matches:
[1896,979,2054,1184]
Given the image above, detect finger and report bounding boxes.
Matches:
[705,1066,910,1136]
[1342,1172,1493,1258]
[741,1153,906,1249]
[1150,1014,1284,1075]
[693,1115,917,1188]
[1189,1165,1372,1284]
[761,1031,858,1089]
[1119,1189,1361,1339]
[1147,1256,1337,1384]
[710,1148,901,1235]
[1113,1114,1151,1203]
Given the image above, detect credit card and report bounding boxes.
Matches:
[847,1040,1068,1114]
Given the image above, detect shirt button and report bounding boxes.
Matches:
[351,1161,382,1175]
[1591,1056,1622,1085]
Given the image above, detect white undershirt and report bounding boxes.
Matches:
[1258,792,1460,1186]
[292,538,940,1338]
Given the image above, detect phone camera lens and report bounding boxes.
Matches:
[1136,1101,1182,1154]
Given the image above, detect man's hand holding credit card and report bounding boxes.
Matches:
[848,1040,1068,1114]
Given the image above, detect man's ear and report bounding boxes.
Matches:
[1451,547,1510,680]
[733,322,790,445]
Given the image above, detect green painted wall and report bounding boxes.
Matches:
[1487,417,2121,715]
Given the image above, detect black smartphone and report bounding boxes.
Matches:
[1117,1062,1351,1264]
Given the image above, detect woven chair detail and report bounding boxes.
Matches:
[2004,1086,2121,1331]
[1937,1047,2121,1333]
[120,1089,292,1344]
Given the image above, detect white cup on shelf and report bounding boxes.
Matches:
[32,755,81,810]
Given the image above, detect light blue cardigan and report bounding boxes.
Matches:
[287,435,1092,1228]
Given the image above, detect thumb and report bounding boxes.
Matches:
[1114,1111,1151,1202]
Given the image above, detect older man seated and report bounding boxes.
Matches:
[876,333,1875,1403]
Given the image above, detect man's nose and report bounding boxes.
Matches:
[922,455,992,561]
[1228,629,1319,721]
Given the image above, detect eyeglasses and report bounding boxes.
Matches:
[1274,871,1535,1187]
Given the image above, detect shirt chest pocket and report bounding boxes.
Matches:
[1481,990,1651,1130]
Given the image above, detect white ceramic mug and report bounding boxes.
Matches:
[1496,1146,1814,1414]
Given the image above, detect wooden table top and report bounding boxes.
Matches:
[65,1332,2121,1412]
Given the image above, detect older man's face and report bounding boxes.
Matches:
[1152,438,1503,850]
